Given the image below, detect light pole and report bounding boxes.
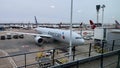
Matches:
[96,5,101,25]
[69,0,73,62]
[101,4,105,27]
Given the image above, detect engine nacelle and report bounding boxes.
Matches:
[34,36,44,45]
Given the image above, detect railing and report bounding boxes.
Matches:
[0,40,120,68]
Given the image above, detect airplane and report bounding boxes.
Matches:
[75,30,94,40]
[34,16,38,28]
[74,20,95,40]
[7,17,85,46]
[35,27,85,45]
[115,20,120,29]
[115,20,119,24]
[8,27,85,46]
[81,20,96,40]
[89,20,96,29]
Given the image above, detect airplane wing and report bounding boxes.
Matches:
[6,31,52,38]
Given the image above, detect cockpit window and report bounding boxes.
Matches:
[75,37,82,39]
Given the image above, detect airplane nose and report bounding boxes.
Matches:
[81,39,85,44]
[75,39,85,45]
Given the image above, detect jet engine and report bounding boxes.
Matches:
[34,36,44,45]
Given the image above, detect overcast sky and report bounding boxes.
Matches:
[0,0,120,24]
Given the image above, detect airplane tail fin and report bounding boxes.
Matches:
[80,22,82,26]
[89,20,96,29]
[115,20,120,25]
[115,20,120,28]
[80,22,82,27]
[59,22,62,28]
[34,16,38,28]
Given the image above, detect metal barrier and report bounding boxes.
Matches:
[0,40,120,68]
[52,49,120,68]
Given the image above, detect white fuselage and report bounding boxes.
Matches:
[35,27,84,45]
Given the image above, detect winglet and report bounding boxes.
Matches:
[89,20,96,29]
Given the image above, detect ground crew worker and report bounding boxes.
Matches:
[35,52,44,61]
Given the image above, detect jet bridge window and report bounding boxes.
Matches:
[75,37,82,39]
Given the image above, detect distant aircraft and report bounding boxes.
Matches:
[79,20,96,40]
[34,16,38,28]
[89,20,96,29]
[80,30,94,40]
[115,20,120,28]
[115,20,119,24]
[8,17,85,46]
[75,21,95,40]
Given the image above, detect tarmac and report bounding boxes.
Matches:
[0,29,70,68]
[0,50,13,68]
[0,28,98,68]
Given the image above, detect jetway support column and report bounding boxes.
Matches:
[100,40,105,68]
[116,52,120,68]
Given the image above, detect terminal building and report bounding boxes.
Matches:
[94,27,120,50]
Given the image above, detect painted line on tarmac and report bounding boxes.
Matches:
[0,49,17,68]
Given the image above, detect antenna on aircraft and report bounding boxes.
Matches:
[34,16,38,28]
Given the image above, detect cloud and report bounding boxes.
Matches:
[77,10,82,13]
[50,5,55,8]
